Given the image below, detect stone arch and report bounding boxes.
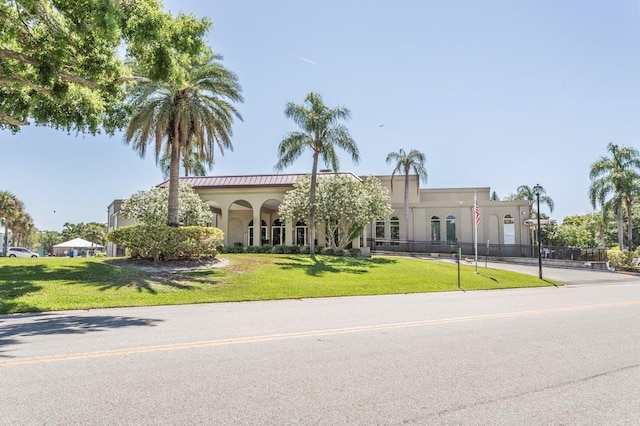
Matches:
[205,200,222,227]
[260,198,282,246]
[228,199,254,246]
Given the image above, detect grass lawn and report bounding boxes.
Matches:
[0,254,558,314]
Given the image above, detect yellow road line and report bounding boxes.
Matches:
[3,300,639,367]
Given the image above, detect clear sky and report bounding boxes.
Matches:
[3,0,640,231]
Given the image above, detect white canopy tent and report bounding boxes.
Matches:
[53,238,104,256]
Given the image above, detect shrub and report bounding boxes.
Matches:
[284,245,300,254]
[321,247,335,256]
[607,248,635,270]
[299,245,310,255]
[272,245,286,254]
[348,248,362,258]
[107,225,224,261]
[259,244,273,253]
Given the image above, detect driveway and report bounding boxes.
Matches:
[482,260,640,286]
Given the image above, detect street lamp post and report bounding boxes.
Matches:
[533,184,543,279]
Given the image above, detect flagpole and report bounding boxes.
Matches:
[474,192,478,273]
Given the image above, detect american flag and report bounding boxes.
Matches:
[474,202,481,227]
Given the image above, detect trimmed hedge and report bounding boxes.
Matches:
[107,225,224,261]
[221,244,362,258]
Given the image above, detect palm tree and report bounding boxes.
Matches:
[506,185,555,216]
[125,53,243,226]
[159,144,213,179]
[589,142,640,250]
[12,211,35,247]
[0,191,23,254]
[385,149,428,241]
[275,92,359,255]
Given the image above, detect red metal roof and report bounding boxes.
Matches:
[157,172,361,189]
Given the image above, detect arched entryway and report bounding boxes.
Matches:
[228,199,253,246]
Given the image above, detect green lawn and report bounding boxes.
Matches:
[0,254,558,314]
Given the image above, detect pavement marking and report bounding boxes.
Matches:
[2,299,640,367]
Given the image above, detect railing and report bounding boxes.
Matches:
[368,239,607,262]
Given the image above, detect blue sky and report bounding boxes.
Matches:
[2,0,640,231]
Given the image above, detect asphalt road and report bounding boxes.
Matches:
[2,267,640,425]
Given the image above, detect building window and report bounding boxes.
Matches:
[430,216,441,241]
[375,220,385,246]
[446,215,456,243]
[390,216,400,245]
[503,214,515,244]
[295,220,307,246]
[248,220,267,245]
[272,218,285,245]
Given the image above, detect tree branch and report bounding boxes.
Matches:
[0,113,29,126]
[0,76,51,95]
[0,48,102,89]
[115,75,151,84]
[1,49,151,89]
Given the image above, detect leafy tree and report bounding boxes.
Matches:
[504,185,555,217]
[279,175,392,249]
[385,149,428,241]
[275,92,359,255]
[38,230,63,254]
[0,191,23,254]
[61,222,107,246]
[125,53,242,226]
[588,142,640,250]
[546,214,600,248]
[1,0,211,133]
[120,183,212,226]
[490,191,500,201]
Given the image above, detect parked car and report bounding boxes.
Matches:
[6,247,39,258]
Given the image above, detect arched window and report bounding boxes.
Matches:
[295,220,307,246]
[430,216,441,241]
[248,219,267,245]
[272,218,285,245]
[503,214,515,244]
[390,216,400,245]
[446,215,456,243]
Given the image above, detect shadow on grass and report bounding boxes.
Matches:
[0,314,162,355]
[275,255,398,277]
[0,279,43,314]
[0,261,206,315]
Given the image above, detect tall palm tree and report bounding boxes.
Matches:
[159,144,213,179]
[125,53,243,226]
[275,92,359,255]
[0,191,23,254]
[12,211,35,247]
[506,185,555,216]
[385,149,428,241]
[589,142,640,250]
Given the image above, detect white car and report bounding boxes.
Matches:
[6,247,39,258]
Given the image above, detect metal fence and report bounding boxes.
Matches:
[368,239,607,262]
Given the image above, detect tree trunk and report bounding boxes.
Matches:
[308,152,320,255]
[617,210,624,250]
[3,223,8,256]
[167,136,181,227]
[598,223,606,248]
[403,172,410,241]
[626,197,634,251]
